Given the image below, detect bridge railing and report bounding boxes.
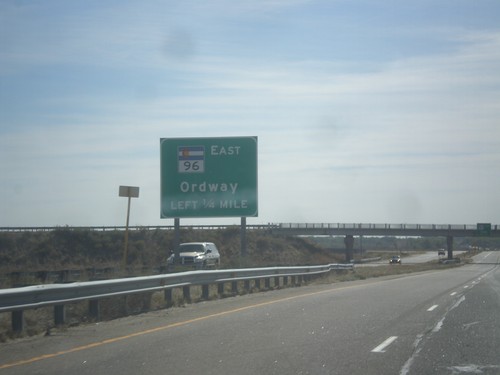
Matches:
[0,223,497,233]
[276,223,494,231]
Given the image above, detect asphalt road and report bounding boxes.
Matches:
[0,252,498,375]
[358,250,467,266]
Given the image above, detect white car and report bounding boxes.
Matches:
[167,242,221,270]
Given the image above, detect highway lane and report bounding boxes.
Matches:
[358,250,467,267]
[402,250,467,264]
[0,252,498,375]
[402,251,500,374]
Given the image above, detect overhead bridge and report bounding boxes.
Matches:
[269,223,500,237]
[270,223,499,262]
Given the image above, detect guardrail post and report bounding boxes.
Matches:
[89,299,100,320]
[244,280,250,292]
[283,276,288,286]
[202,284,209,300]
[54,305,65,326]
[231,281,238,295]
[274,276,280,288]
[294,276,301,286]
[12,310,24,333]
[183,286,191,302]
[217,282,224,296]
[255,279,261,290]
[164,289,173,307]
[265,278,270,289]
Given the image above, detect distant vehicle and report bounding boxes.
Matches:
[438,249,446,256]
[389,255,401,264]
[167,242,221,270]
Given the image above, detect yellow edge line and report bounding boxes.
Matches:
[1,284,357,370]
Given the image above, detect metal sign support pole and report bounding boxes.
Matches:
[241,217,247,266]
[174,218,180,253]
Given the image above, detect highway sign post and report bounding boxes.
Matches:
[160,137,258,218]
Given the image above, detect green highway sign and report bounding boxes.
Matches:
[476,223,491,236]
[160,136,258,218]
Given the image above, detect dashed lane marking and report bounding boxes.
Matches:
[371,336,398,353]
[427,305,438,312]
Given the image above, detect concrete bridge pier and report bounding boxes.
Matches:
[447,235,454,260]
[344,235,354,263]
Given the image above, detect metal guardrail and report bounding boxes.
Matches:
[0,263,353,332]
[0,264,351,312]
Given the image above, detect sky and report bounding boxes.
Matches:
[1,0,499,227]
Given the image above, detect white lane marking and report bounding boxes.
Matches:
[427,305,438,312]
[400,335,424,375]
[432,317,445,333]
[433,296,466,333]
[401,295,467,374]
[464,285,469,289]
[447,364,500,373]
[450,292,457,296]
[372,336,398,353]
[463,321,479,331]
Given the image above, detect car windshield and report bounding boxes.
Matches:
[179,244,205,253]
